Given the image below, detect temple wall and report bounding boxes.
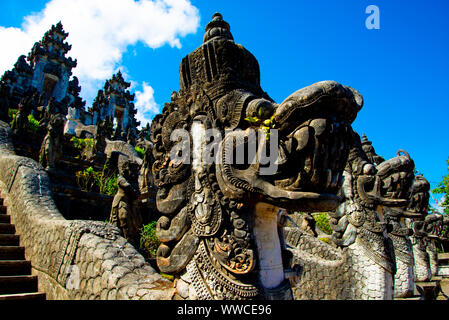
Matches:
[52,68,70,103]
[0,120,174,300]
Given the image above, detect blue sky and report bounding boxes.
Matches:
[0,0,448,210]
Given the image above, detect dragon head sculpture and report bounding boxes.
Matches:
[150,13,364,300]
[329,132,416,292]
[330,139,415,242]
[406,176,432,240]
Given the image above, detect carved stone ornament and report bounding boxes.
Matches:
[151,13,365,300]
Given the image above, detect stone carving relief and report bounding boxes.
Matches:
[150,13,364,300]
[39,114,65,170]
[109,158,143,247]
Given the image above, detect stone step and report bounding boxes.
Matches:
[0,260,31,276]
[0,223,15,234]
[0,205,6,214]
[395,296,421,301]
[0,214,10,224]
[0,198,4,206]
[438,252,449,264]
[0,275,38,295]
[0,292,46,301]
[0,246,25,260]
[0,234,20,246]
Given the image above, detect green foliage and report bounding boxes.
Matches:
[27,114,39,133]
[100,174,118,196]
[71,136,95,150]
[432,158,449,215]
[8,109,17,121]
[160,273,174,280]
[314,212,333,235]
[8,110,38,133]
[318,237,331,244]
[75,161,118,196]
[71,137,95,160]
[244,115,276,141]
[140,221,160,259]
[244,116,261,124]
[135,146,145,159]
[75,166,96,192]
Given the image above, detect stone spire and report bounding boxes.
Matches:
[203,13,234,43]
[92,71,138,131]
[362,133,370,145]
[180,13,261,99]
[27,22,77,70]
[361,133,385,165]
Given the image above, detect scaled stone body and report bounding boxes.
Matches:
[287,134,416,300]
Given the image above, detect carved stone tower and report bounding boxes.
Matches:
[90,71,139,133]
[27,22,77,108]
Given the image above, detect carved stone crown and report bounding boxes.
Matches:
[179,13,262,101]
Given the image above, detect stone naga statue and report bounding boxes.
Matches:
[360,135,429,298]
[406,176,433,282]
[424,214,443,277]
[287,134,415,299]
[150,13,364,300]
[384,173,431,298]
[334,141,416,299]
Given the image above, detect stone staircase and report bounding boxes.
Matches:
[0,194,45,301]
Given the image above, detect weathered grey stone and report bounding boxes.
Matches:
[176,279,190,299]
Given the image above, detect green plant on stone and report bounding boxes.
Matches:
[27,114,39,133]
[100,174,118,196]
[140,221,160,259]
[313,212,333,235]
[75,166,96,192]
[75,160,118,196]
[94,159,118,196]
[318,237,331,244]
[8,110,38,133]
[244,103,276,141]
[71,136,95,159]
[135,146,145,159]
[8,108,18,121]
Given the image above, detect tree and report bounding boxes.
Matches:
[432,157,449,215]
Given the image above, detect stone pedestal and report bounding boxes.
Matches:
[415,280,441,300]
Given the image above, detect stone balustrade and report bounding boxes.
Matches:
[0,120,174,300]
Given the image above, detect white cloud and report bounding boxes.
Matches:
[0,26,34,75]
[134,82,159,127]
[0,0,200,122]
[430,192,446,214]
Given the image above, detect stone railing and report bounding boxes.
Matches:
[0,121,174,300]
